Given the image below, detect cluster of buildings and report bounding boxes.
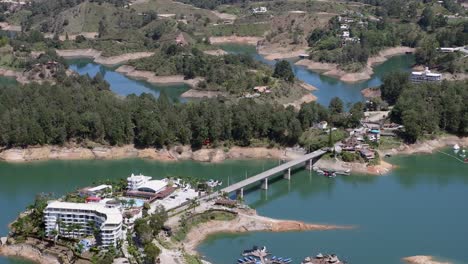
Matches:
[334,114,403,162]
[43,174,199,248]
[410,67,442,83]
[337,15,362,44]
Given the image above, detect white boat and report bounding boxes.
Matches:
[454,144,460,150]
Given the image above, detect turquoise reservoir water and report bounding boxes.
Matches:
[198,151,468,264]
[68,58,190,102]
[0,151,467,264]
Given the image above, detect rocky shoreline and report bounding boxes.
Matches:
[209,36,263,45]
[0,243,61,264]
[0,145,305,163]
[115,65,202,88]
[183,209,353,255]
[295,46,415,83]
[380,135,468,156]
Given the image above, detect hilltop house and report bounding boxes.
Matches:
[252,6,267,14]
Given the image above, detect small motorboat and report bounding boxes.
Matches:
[272,256,277,260]
[238,259,245,263]
[454,144,460,150]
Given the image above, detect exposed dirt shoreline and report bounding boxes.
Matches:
[209,36,263,45]
[183,209,353,255]
[0,244,60,264]
[380,135,468,156]
[295,46,415,83]
[0,67,26,84]
[403,255,451,264]
[180,89,226,98]
[115,65,202,87]
[55,49,154,66]
[0,145,305,163]
[0,136,465,164]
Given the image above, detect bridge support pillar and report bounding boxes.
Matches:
[261,178,268,190]
[236,188,244,200]
[283,168,291,180]
[305,158,313,171]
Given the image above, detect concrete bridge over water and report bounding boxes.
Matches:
[218,149,327,199]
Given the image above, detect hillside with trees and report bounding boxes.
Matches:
[0,75,362,149]
[378,72,468,142]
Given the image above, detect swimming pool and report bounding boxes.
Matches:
[121,197,145,208]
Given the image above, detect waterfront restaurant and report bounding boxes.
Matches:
[410,67,442,83]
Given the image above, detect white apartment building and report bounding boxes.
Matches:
[44,201,123,247]
[127,173,152,190]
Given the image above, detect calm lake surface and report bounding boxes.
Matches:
[68,58,190,102]
[1,151,467,264]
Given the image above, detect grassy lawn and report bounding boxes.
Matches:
[173,210,236,242]
[378,136,403,151]
[184,253,204,264]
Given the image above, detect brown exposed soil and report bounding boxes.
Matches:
[115,65,203,87]
[55,49,154,66]
[361,87,381,98]
[0,145,304,163]
[209,36,263,45]
[183,209,352,255]
[403,255,451,264]
[181,89,227,98]
[295,46,415,83]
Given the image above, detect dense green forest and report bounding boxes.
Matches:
[307,0,468,72]
[130,45,300,96]
[307,16,425,70]
[0,75,361,149]
[379,73,468,142]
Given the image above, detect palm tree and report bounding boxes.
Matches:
[56,219,63,236]
[50,229,58,245]
[128,199,136,208]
